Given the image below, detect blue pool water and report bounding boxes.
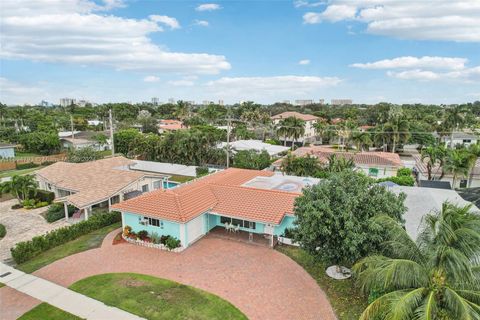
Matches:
[163,181,179,189]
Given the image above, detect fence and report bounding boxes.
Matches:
[0,154,67,172]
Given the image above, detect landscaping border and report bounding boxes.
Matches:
[122,234,184,253]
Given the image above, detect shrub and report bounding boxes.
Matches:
[397,168,413,177]
[137,230,148,240]
[35,189,55,204]
[165,236,181,250]
[150,232,160,244]
[282,227,295,239]
[41,161,55,166]
[35,201,49,208]
[11,203,23,210]
[196,167,209,177]
[160,235,170,245]
[11,211,121,264]
[16,162,39,170]
[0,224,6,239]
[45,203,74,223]
[22,199,37,209]
[377,175,415,186]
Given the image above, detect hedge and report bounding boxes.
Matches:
[45,203,75,223]
[377,175,415,186]
[16,162,40,170]
[35,190,55,204]
[11,211,121,264]
[0,223,6,239]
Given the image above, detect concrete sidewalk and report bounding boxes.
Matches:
[0,263,144,320]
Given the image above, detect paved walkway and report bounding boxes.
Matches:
[0,199,69,262]
[32,229,336,320]
[0,263,144,320]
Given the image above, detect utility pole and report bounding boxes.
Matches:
[109,109,115,156]
[226,117,231,168]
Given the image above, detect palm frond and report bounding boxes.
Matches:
[444,287,480,320]
[413,291,437,320]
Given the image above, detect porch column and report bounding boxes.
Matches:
[64,202,69,222]
[85,206,91,220]
[270,234,274,247]
[108,197,112,212]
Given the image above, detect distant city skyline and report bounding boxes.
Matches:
[1,0,479,105]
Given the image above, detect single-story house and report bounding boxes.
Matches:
[392,186,479,240]
[274,146,403,178]
[443,132,478,148]
[413,154,480,188]
[217,140,290,156]
[158,120,185,133]
[125,160,218,181]
[112,168,320,250]
[0,143,15,158]
[36,157,168,221]
[59,131,111,151]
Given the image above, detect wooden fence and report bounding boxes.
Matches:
[0,154,67,172]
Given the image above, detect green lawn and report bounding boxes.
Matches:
[70,273,247,320]
[0,282,5,288]
[18,303,82,320]
[14,151,44,159]
[17,223,121,273]
[0,166,44,178]
[169,175,195,183]
[277,246,367,320]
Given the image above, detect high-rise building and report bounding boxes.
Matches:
[331,99,353,106]
[294,99,314,106]
[318,99,325,105]
[168,98,175,104]
[151,97,159,105]
[203,100,214,105]
[282,100,291,104]
[59,98,76,107]
[218,99,224,106]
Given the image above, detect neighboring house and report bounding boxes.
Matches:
[36,157,167,221]
[392,186,479,240]
[271,112,319,144]
[126,160,218,182]
[113,168,320,250]
[443,132,478,148]
[217,140,290,156]
[87,120,103,126]
[59,131,110,151]
[0,143,15,158]
[158,119,185,133]
[413,154,480,188]
[274,146,403,178]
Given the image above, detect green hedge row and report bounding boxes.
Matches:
[45,203,75,223]
[0,223,6,239]
[16,162,40,170]
[11,211,121,264]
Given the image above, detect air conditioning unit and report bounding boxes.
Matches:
[139,217,148,225]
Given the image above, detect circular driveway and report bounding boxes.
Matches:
[35,229,336,320]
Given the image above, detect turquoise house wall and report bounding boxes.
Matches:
[274,215,296,236]
[123,212,180,239]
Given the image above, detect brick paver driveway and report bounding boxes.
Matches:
[34,229,336,320]
[0,199,68,262]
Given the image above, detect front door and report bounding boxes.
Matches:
[264,224,274,235]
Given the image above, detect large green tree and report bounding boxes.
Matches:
[18,131,61,155]
[293,171,407,266]
[444,149,471,189]
[354,202,480,320]
[233,150,271,170]
[1,175,38,203]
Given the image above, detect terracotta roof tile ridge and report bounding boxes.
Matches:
[172,193,186,222]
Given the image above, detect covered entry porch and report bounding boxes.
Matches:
[205,213,277,247]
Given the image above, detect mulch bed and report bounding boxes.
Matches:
[112,232,126,245]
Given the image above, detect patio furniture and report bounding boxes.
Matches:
[224,222,230,232]
[234,225,240,233]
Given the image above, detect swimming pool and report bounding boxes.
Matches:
[163,181,179,189]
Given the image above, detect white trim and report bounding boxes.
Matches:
[179,223,186,247]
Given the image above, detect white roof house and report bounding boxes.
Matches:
[392,186,479,240]
[127,160,216,177]
[217,140,290,156]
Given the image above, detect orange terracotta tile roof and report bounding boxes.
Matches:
[36,157,151,208]
[284,146,403,167]
[159,119,185,131]
[271,111,318,121]
[112,168,297,225]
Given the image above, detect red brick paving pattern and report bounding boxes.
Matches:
[0,286,41,320]
[34,229,337,320]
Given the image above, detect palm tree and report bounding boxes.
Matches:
[351,131,372,152]
[444,105,467,148]
[174,100,190,121]
[0,175,38,203]
[384,109,410,153]
[275,117,305,148]
[421,145,446,180]
[314,120,327,144]
[354,202,480,320]
[326,154,355,172]
[467,143,480,187]
[444,149,471,189]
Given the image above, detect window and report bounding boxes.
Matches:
[144,216,162,228]
[142,184,149,192]
[220,216,256,230]
[153,180,162,190]
[463,139,472,144]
